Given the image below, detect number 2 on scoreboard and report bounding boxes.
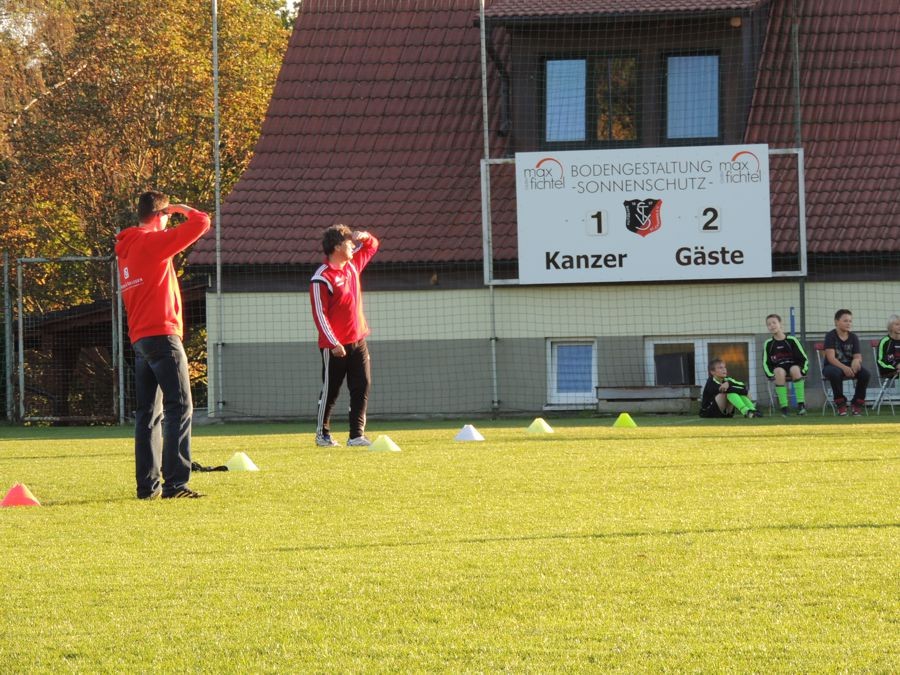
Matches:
[700,206,720,232]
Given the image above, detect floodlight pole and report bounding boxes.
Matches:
[212,0,225,418]
[479,0,500,415]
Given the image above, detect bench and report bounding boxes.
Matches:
[595,385,700,414]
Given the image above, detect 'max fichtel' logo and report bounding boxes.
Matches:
[523,157,565,190]
[720,150,763,184]
[624,198,662,237]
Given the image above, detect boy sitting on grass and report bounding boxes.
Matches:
[700,359,763,419]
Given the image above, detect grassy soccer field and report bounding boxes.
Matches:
[0,417,897,672]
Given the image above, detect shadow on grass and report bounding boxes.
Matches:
[620,455,900,471]
[275,521,900,553]
[0,452,124,462]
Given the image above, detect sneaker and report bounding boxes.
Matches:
[316,432,339,447]
[780,407,789,417]
[796,404,807,416]
[162,487,205,499]
[753,409,764,418]
[137,488,161,500]
[744,410,757,419]
[347,435,372,447]
[836,401,848,416]
[850,401,863,416]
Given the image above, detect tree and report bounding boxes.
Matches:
[0,0,289,307]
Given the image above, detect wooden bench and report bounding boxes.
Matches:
[595,385,700,414]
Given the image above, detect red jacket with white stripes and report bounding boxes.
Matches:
[309,235,379,349]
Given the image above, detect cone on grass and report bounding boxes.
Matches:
[225,452,259,471]
[526,417,554,434]
[454,424,485,442]
[613,412,637,428]
[1,483,41,507]
[370,435,402,452]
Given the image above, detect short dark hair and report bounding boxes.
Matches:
[766,313,782,323]
[322,224,352,255]
[708,358,724,372]
[137,191,169,222]
[834,309,852,321]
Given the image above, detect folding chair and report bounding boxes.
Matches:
[815,343,867,415]
[870,339,898,415]
[765,375,800,414]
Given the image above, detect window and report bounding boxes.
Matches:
[646,337,756,393]
[546,59,586,142]
[595,57,638,141]
[547,339,597,406]
[666,54,719,139]
[545,56,638,145]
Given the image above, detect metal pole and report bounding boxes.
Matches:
[212,0,225,417]
[479,1,499,415]
[791,0,803,148]
[114,256,125,424]
[16,262,24,420]
[3,252,13,421]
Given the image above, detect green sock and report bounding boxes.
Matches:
[740,395,757,412]
[793,380,805,404]
[776,385,788,408]
[726,392,750,415]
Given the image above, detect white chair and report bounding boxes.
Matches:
[870,339,898,415]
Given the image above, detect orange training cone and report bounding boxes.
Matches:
[1,483,41,507]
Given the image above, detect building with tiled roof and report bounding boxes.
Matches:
[193,0,899,420]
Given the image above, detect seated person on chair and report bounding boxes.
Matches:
[875,314,900,378]
[700,359,762,419]
[822,308,870,416]
[763,313,809,416]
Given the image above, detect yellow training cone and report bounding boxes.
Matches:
[369,435,402,452]
[526,417,554,434]
[225,452,260,471]
[613,412,637,428]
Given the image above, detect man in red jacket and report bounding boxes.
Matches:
[115,191,211,499]
[310,224,379,447]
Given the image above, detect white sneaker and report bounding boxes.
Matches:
[315,432,339,447]
[347,435,372,447]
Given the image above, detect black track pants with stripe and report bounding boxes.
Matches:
[316,339,371,439]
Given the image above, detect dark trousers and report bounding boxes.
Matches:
[821,364,870,403]
[133,335,193,497]
[316,339,371,439]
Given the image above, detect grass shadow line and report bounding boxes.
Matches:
[274,521,900,554]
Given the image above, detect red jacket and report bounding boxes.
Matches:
[115,210,210,343]
[310,235,379,348]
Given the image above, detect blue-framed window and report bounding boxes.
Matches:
[666,54,720,139]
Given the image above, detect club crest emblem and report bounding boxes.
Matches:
[624,199,662,237]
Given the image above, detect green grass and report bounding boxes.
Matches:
[0,417,897,672]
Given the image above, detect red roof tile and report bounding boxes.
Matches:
[746,0,900,254]
[484,0,763,18]
[193,0,501,266]
[194,0,899,267]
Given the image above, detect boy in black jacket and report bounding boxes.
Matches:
[763,313,809,416]
[700,359,762,418]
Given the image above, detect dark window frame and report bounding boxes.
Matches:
[661,50,723,145]
[541,52,642,151]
